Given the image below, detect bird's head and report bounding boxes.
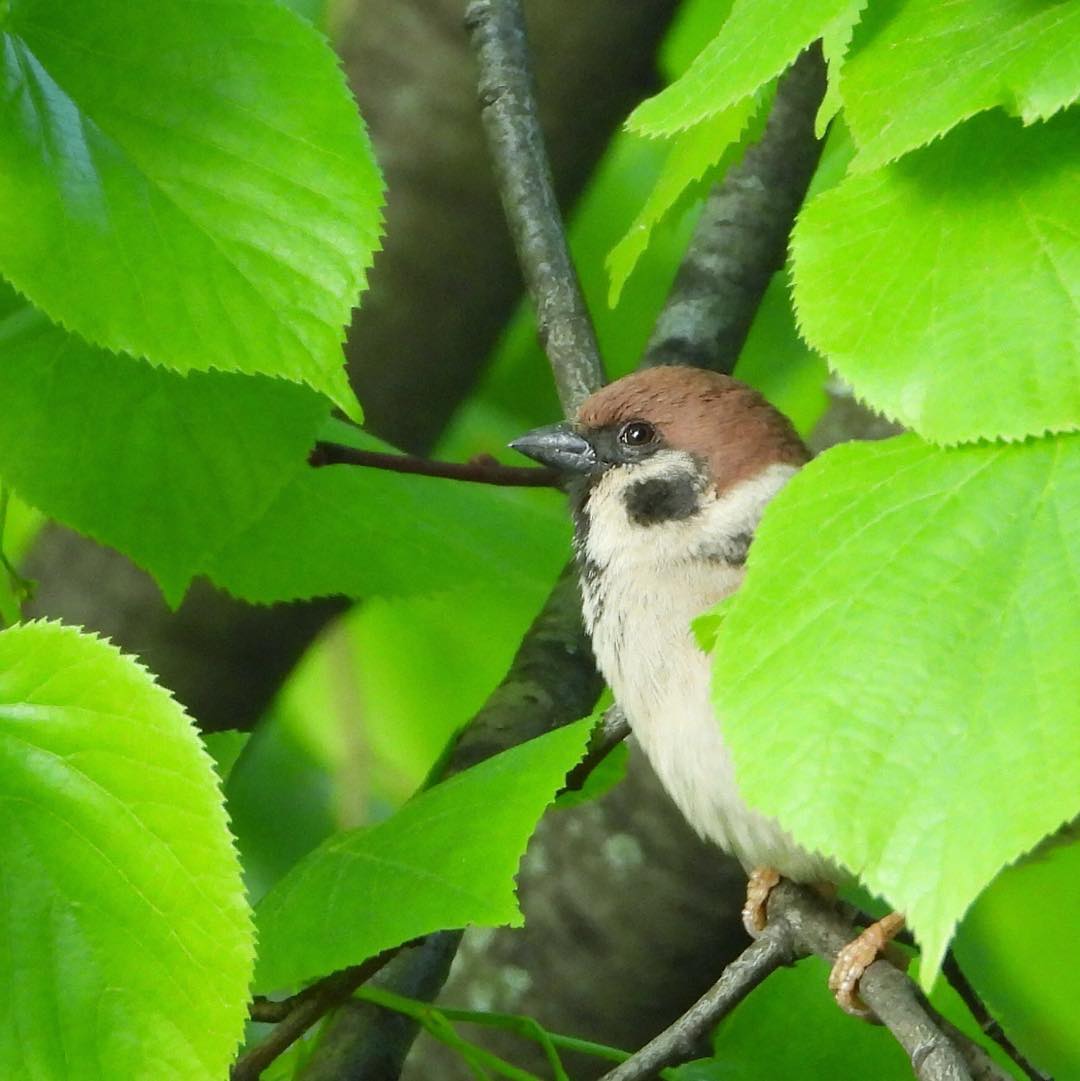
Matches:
[511,366,808,570]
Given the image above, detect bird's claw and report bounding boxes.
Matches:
[828,912,906,1020]
[741,867,781,938]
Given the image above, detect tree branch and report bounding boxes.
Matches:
[599,881,989,1081]
[310,443,559,487]
[770,882,975,1081]
[465,0,605,413]
[642,44,826,375]
[595,921,798,1081]
[232,949,398,1081]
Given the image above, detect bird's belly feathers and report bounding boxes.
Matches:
[586,573,831,882]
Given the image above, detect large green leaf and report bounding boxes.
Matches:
[0,0,382,417]
[792,110,1080,444]
[253,717,593,992]
[0,287,326,604]
[205,431,569,605]
[0,621,254,1079]
[843,0,1080,173]
[628,0,851,135]
[712,433,1080,984]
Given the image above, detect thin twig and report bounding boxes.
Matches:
[232,950,397,1080]
[595,921,798,1081]
[942,952,1051,1081]
[310,443,559,487]
[465,0,605,413]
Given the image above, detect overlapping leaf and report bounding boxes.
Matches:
[712,433,1080,983]
[0,286,327,604]
[607,89,769,306]
[843,0,1080,172]
[254,717,594,992]
[0,0,382,416]
[0,621,254,1079]
[793,110,1080,443]
[629,0,852,135]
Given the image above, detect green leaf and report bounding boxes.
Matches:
[0,0,383,417]
[629,0,851,135]
[815,1,868,137]
[607,89,769,306]
[205,436,569,604]
[792,110,1080,444]
[956,834,1080,1080]
[0,621,254,1078]
[842,0,1080,173]
[253,717,594,992]
[712,433,1080,984]
[0,287,327,604]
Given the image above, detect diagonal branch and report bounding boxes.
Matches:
[465,0,606,413]
[642,44,826,374]
[598,881,991,1081]
[595,921,798,1081]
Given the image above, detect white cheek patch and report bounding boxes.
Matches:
[582,457,797,574]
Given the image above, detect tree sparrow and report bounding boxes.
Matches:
[511,366,903,1015]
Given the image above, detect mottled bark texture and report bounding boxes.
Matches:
[23,0,677,732]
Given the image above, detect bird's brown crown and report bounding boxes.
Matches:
[577,366,809,495]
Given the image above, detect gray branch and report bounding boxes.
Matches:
[465,0,606,413]
[600,881,984,1081]
[595,922,797,1081]
[642,44,826,375]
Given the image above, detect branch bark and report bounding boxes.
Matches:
[642,45,826,374]
[310,443,559,487]
[465,0,606,413]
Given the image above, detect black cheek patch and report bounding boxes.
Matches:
[624,475,700,526]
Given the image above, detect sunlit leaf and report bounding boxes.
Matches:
[843,0,1080,172]
[815,0,868,137]
[0,621,254,1078]
[629,0,851,135]
[0,0,382,416]
[607,90,769,306]
[253,718,593,991]
[713,433,1080,983]
[793,110,1080,444]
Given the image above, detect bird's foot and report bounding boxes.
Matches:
[741,866,781,937]
[828,911,907,1019]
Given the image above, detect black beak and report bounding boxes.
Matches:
[509,422,598,474]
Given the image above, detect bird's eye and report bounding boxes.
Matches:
[618,420,656,447]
